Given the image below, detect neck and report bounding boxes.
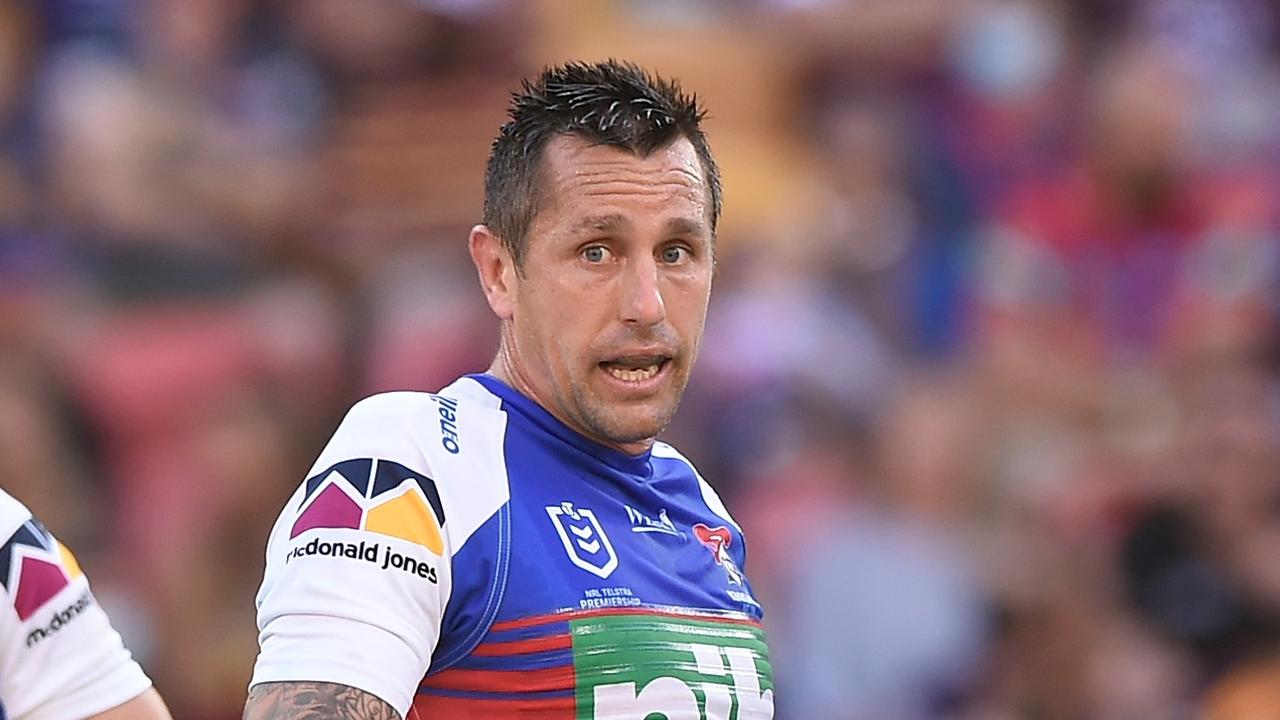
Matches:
[485,339,654,457]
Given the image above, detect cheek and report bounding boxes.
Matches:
[516,288,586,372]
[667,277,712,330]
[512,289,551,360]
[553,322,596,372]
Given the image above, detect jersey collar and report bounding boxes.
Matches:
[468,373,655,478]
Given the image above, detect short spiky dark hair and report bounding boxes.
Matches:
[483,60,721,266]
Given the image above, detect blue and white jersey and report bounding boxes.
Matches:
[0,490,152,720]
[252,374,774,719]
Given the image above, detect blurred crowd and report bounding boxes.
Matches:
[3,0,1280,718]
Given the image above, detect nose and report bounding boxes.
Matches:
[620,255,666,327]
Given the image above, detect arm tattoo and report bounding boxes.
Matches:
[244,682,401,720]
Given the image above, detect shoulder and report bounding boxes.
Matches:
[335,381,502,433]
[0,489,32,538]
[652,442,742,533]
[338,391,440,436]
[313,382,502,472]
[335,380,505,450]
[298,381,512,551]
[343,377,503,419]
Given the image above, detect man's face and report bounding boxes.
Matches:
[497,134,714,454]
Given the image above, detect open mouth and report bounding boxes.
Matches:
[599,355,670,383]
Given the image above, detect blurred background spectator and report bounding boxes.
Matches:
[3,0,1280,717]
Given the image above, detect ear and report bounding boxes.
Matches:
[469,224,517,320]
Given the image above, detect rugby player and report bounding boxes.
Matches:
[0,489,171,720]
[245,60,774,720]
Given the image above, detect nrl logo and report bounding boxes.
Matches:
[546,502,619,579]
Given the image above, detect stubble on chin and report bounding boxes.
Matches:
[569,379,684,450]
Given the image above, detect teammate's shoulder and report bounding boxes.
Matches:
[0,488,34,540]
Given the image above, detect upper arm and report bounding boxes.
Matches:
[250,390,510,716]
[251,395,455,714]
[244,682,400,720]
[86,688,172,720]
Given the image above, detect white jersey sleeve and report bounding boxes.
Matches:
[0,490,152,720]
[250,387,509,717]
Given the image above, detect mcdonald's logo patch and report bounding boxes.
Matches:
[0,519,83,621]
[290,459,446,555]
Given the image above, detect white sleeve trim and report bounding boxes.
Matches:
[22,664,151,720]
[252,613,420,718]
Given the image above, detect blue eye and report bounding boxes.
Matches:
[661,246,688,263]
[583,246,608,263]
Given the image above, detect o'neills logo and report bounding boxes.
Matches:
[286,537,437,583]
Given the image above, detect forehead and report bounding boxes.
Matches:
[534,134,710,227]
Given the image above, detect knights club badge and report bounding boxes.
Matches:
[546,501,619,579]
[694,523,745,586]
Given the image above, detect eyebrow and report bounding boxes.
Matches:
[663,216,708,238]
[570,213,709,237]
[572,213,631,235]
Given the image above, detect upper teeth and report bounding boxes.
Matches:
[607,364,660,382]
